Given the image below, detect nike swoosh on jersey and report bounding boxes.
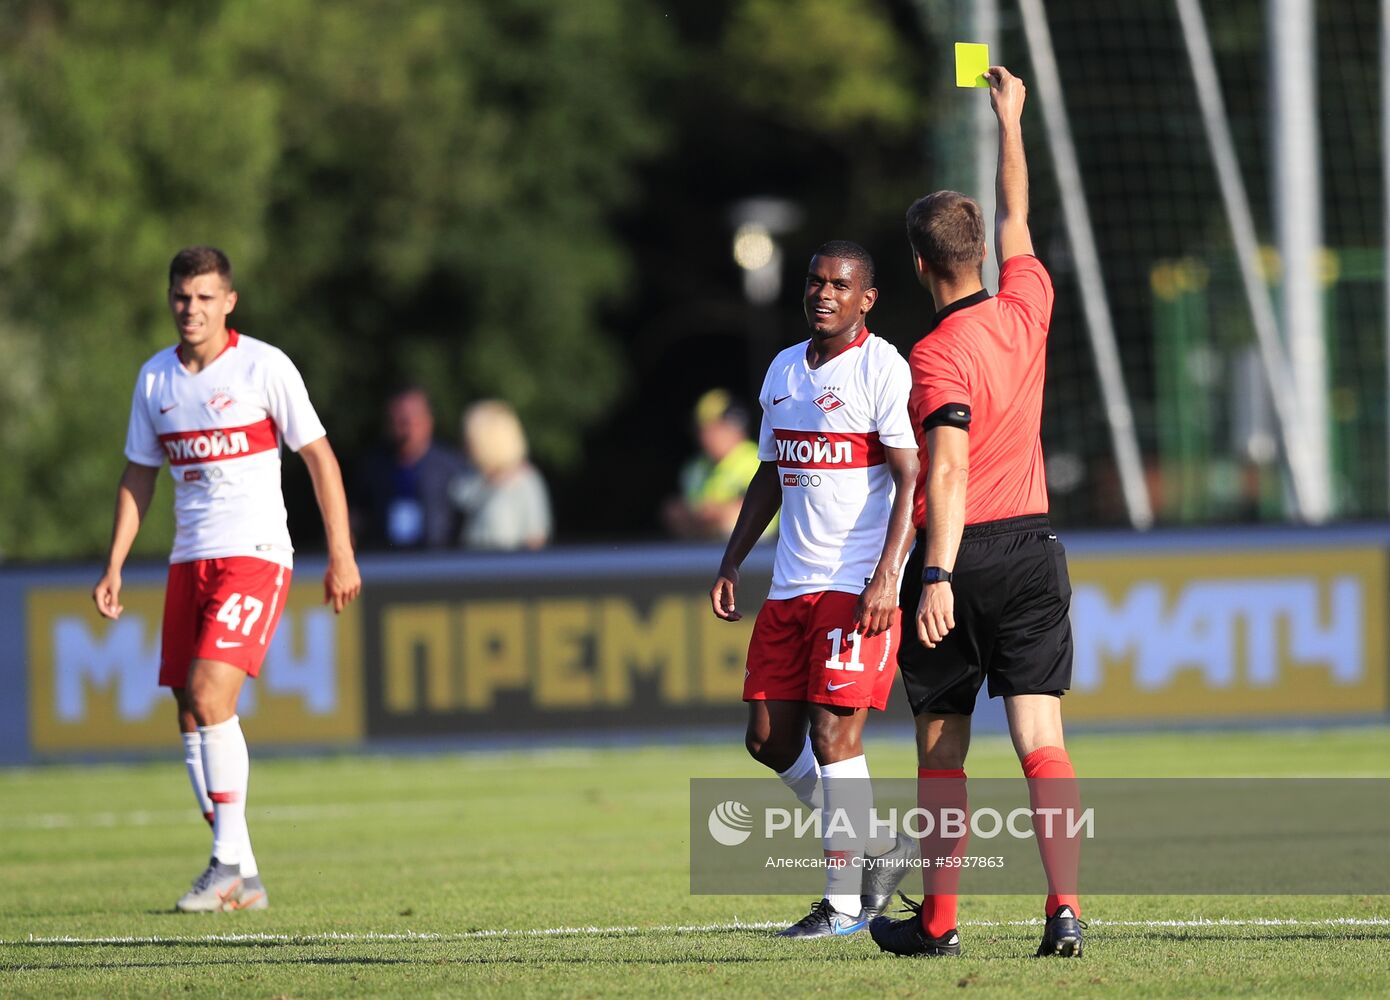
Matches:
[215,638,244,649]
[826,680,856,691]
[772,394,792,405]
[160,403,179,414]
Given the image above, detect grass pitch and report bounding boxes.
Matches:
[2,728,1388,998]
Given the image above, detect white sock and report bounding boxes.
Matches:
[239,832,260,879]
[862,752,897,859]
[181,731,213,823]
[200,715,249,868]
[776,736,823,811]
[820,754,873,916]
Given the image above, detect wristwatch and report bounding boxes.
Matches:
[923,566,953,584]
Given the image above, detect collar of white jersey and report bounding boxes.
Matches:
[806,325,871,366]
[176,328,240,367]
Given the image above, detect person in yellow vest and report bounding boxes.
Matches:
[663,389,774,541]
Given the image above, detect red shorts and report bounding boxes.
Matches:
[160,557,291,687]
[743,590,901,709]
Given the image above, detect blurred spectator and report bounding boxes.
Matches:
[662,389,770,541]
[352,386,472,549]
[451,400,552,550]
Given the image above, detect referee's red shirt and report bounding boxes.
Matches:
[908,254,1054,528]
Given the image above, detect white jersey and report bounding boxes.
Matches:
[758,328,915,599]
[124,330,326,568]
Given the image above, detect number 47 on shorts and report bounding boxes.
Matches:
[216,592,265,637]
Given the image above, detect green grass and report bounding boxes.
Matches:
[2,728,1388,998]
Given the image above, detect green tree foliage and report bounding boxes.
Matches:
[721,0,919,139]
[0,3,283,559]
[0,0,936,559]
[0,0,670,559]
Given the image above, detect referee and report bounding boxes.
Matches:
[870,65,1084,959]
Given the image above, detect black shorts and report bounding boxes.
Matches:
[897,514,1073,717]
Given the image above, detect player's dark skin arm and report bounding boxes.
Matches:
[917,425,969,648]
[710,462,782,621]
[854,445,919,637]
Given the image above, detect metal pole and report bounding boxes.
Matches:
[1016,0,1155,529]
[1271,0,1331,521]
[1172,0,1320,521]
[975,0,1002,294]
[1383,0,1390,510]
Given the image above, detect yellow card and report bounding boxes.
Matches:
[955,42,990,88]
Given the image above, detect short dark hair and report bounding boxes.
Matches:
[169,246,233,288]
[812,240,876,289]
[905,192,986,280]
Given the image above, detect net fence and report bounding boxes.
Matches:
[919,0,1384,527]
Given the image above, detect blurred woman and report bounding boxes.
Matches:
[451,400,552,550]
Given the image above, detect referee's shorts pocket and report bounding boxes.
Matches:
[1044,533,1072,605]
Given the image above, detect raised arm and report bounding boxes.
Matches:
[93,462,161,620]
[988,65,1033,266]
[710,461,782,622]
[298,436,362,613]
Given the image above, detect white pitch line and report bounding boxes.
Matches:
[12,925,780,945]
[0,799,464,831]
[10,916,1389,946]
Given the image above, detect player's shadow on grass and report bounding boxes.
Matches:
[13,940,906,967]
[12,950,849,970]
[1140,930,1390,943]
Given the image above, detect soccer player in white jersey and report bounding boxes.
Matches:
[711,241,920,938]
[92,246,361,912]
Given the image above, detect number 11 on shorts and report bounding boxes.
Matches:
[824,627,865,671]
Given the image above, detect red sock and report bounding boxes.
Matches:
[916,767,967,938]
[1021,746,1081,918]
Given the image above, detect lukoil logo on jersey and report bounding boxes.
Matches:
[777,436,853,465]
[158,418,277,466]
[163,430,250,464]
[773,430,884,470]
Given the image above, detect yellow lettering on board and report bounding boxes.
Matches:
[598,597,690,705]
[535,600,595,708]
[460,601,528,710]
[698,608,752,702]
[382,604,453,713]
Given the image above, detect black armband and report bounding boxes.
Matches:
[922,402,971,432]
